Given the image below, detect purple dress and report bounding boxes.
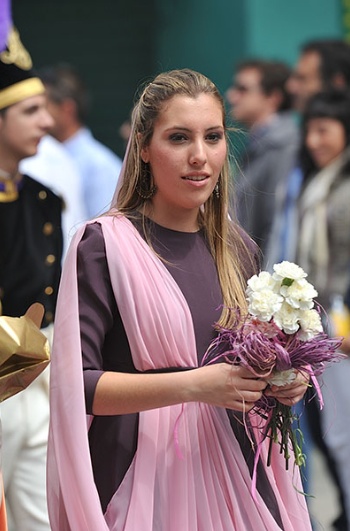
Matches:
[77,218,283,528]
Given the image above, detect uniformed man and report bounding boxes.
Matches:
[0,27,63,531]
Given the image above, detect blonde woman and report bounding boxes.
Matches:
[47,69,311,531]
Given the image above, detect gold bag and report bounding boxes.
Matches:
[0,303,50,402]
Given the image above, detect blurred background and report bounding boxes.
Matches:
[11,0,348,158]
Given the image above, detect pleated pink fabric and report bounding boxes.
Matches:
[47,213,312,531]
[0,477,8,531]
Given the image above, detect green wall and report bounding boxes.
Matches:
[246,0,342,63]
[155,0,246,94]
[11,0,344,156]
[156,0,343,94]
[12,0,157,157]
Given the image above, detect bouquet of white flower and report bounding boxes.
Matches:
[247,262,322,339]
[202,261,343,475]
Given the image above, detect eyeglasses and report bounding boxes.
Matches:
[230,83,261,94]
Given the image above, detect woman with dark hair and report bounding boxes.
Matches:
[301,90,350,182]
[47,69,311,530]
[299,90,350,308]
[298,89,350,529]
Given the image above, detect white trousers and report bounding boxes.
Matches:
[0,323,53,531]
[321,357,350,530]
[1,369,50,531]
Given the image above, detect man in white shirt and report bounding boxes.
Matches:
[40,64,122,218]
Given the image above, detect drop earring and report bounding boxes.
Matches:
[214,181,220,199]
[136,162,157,199]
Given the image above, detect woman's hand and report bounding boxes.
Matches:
[264,370,310,406]
[189,363,267,413]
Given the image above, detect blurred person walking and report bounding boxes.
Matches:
[266,40,350,531]
[287,39,350,114]
[226,59,299,261]
[268,38,350,265]
[297,90,350,531]
[41,64,122,218]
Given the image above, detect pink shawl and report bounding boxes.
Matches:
[0,478,7,531]
[47,213,312,531]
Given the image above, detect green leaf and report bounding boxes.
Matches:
[282,277,294,287]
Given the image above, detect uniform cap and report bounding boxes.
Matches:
[0,26,45,110]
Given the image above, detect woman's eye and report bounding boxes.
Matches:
[206,132,223,142]
[169,133,187,142]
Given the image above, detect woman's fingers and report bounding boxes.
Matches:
[217,364,267,411]
[265,369,310,405]
[193,363,267,411]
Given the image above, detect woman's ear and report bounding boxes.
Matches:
[140,146,149,164]
[138,133,149,163]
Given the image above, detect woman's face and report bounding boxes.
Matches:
[141,93,227,230]
[305,117,347,169]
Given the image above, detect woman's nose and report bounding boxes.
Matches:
[189,140,207,165]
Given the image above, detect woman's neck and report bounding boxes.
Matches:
[142,204,200,233]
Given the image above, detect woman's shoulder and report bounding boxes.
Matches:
[77,222,105,257]
[79,212,131,237]
[78,214,130,245]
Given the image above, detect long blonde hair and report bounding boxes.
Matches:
[114,69,255,327]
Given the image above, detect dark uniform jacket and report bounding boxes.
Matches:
[0,174,63,327]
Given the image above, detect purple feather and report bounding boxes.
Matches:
[203,311,343,380]
[0,0,12,53]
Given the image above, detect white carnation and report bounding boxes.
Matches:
[273,301,300,334]
[267,369,297,387]
[246,264,319,334]
[298,309,323,341]
[246,271,277,295]
[247,289,283,322]
[273,261,307,282]
[280,278,318,310]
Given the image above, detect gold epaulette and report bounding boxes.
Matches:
[0,175,23,202]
